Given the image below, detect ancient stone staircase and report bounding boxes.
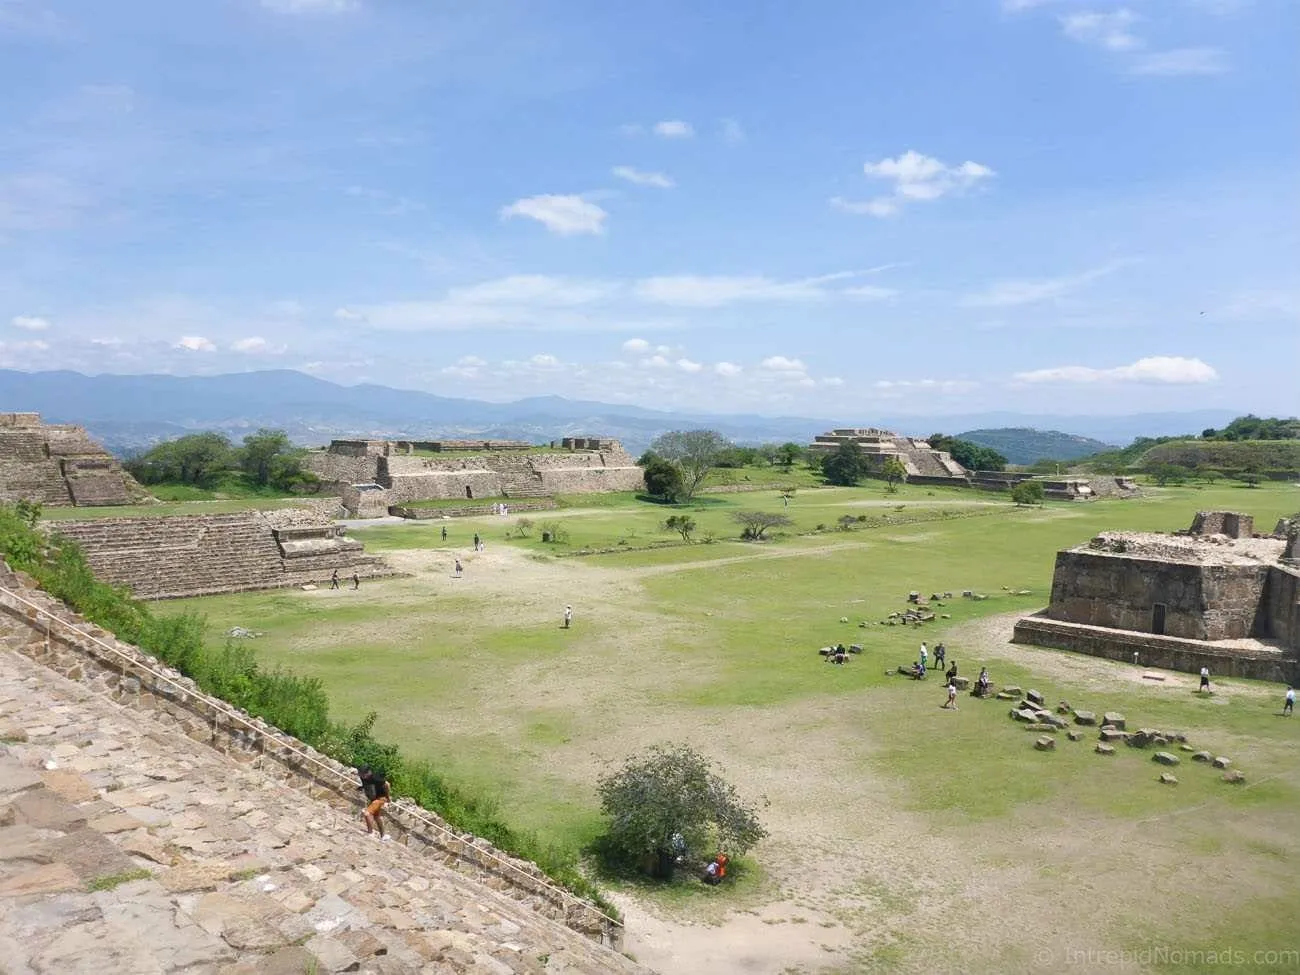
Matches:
[488,458,550,500]
[0,570,643,973]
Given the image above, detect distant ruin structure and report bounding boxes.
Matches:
[807,428,968,484]
[0,412,142,507]
[1014,512,1300,683]
[50,507,394,599]
[305,437,644,517]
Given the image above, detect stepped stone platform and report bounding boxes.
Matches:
[0,568,641,972]
[47,508,395,599]
[0,412,142,508]
[806,428,968,486]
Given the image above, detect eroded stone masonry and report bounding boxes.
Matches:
[1015,511,1300,683]
[0,413,143,507]
[305,437,644,517]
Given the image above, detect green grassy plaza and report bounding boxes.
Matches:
[166,479,1300,972]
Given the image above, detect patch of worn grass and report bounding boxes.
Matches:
[87,868,152,891]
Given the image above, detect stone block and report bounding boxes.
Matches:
[1034,736,1056,751]
[995,691,1016,700]
[10,786,89,830]
[1099,728,1126,742]
[1153,752,1180,766]
[1212,756,1231,769]
[1025,723,1057,732]
[1026,689,1044,706]
[1191,750,1213,763]
[0,762,42,794]
[1222,770,1246,785]
[1103,712,1125,730]
[1072,710,1097,726]
[0,862,82,896]
[1067,730,1083,741]
[1159,773,1178,785]
[1003,685,1023,697]
[1095,743,1115,755]
[40,769,99,803]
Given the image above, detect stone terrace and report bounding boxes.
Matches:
[0,610,644,972]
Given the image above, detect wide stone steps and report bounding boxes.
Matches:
[0,646,645,973]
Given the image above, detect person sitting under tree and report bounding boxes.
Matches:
[703,852,729,885]
[977,667,991,697]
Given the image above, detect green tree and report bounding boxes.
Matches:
[648,430,732,500]
[821,442,868,486]
[238,429,315,490]
[1150,463,1190,486]
[643,457,685,502]
[663,514,697,542]
[776,442,805,469]
[596,744,767,880]
[126,432,233,486]
[1010,480,1045,506]
[732,510,792,541]
[881,457,908,492]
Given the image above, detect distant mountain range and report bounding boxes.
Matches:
[955,428,1116,465]
[0,368,1242,458]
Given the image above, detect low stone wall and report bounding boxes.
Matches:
[0,563,622,947]
[1013,615,1298,684]
[391,499,558,519]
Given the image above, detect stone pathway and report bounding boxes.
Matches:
[0,649,645,974]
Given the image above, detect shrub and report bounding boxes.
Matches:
[1011,480,1045,506]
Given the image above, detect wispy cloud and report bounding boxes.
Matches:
[833,150,994,218]
[231,336,286,354]
[173,335,216,352]
[1129,47,1227,76]
[633,272,861,307]
[611,166,675,189]
[1013,356,1218,384]
[10,315,50,331]
[260,0,358,13]
[500,194,608,236]
[653,120,694,139]
[1060,9,1143,51]
[962,261,1132,308]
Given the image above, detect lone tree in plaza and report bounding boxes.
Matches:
[596,743,767,880]
[821,441,869,486]
[1011,479,1045,506]
[881,457,908,492]
[663,514,697,542]
[647,429,731,500]
[732,510,793,541]
[642,456,685,502]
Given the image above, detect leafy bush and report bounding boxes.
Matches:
[662,514,697,542]
[1010,480,1045,506]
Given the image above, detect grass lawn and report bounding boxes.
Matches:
[165,480,1300,972]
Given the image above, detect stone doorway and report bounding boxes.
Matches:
[465,485,474,499]
[1152,603,1167,636]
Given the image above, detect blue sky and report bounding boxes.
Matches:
[1,0,1296,418]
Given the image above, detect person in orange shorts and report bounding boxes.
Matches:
[358,765,392,841]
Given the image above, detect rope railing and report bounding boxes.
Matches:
[0,579,622,934]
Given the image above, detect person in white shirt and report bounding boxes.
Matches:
[919,643,928,669]
[1284,687,1295,716]
[943,681,958,710]
[1199,666,1211,693]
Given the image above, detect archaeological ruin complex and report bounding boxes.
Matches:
[1014,511,1300,683]
[0,412,142,507]
[305,436,645,517]
[808,428,969,484]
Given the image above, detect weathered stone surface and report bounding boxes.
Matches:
[305,933,361,972]
[1212,756,1231,769]
[40,769,99,803]
[0,762,42,794]
[1095,743,1115,755]
[44,828,139,882]
[1099,728,1126,742]
[0,861,82,896]
[88,811,148,834]
[1191,750,1214,763]
[1034,736,1056,751]
[1153,752,1180,766]
[0,823,54,863]
[1011,708,1034,722]
[1126,729,1159,749]
[160,861,241,892]
[1103,712,1125,730]
[1072,710,1097,726]
[1222,770,1246,784]
[1025,722,1056,732]
[9,787,88,830]
[1159,773,1178,785]
[1003,685,1023,697]
[995,691,1016,700]
[118,830,173,865]
[1026,689,1044,706]
[1067,730,1083,741]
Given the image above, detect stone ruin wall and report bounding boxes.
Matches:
[1188,510,1254,538]
[0,412,139,507]
[0,563,627,951]
[1264,564,1300,650]
[47,510,394,599]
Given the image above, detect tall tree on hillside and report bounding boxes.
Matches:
[648,430,731,500]
[239,429,315,490]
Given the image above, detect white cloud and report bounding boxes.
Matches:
[822,377,845,387]
[456,355,487,367]
[10,315,50,331]
[760,355,807,373]
[334,307,366,322]
[1129,47,1227,76]
[675,358,703,373]
[633,272,857,307]
[448,275,615,306]
[836,151,995,218]
[714,361,743,377]
[261,0,357,12]
[843,285,898,301]
[1013,356,1218,385]
[643,354,671,369]
[231,336,286,354]
[1060,10,1143,51]
[174,335,216,352]
[653,120,694,139]
[961,261,1130,308]
[500,194,607,236]
[612,166,675,189]
[0,339,49,353]
[529,353,562,368]
[622,338,651,353]
[720,118,745,144]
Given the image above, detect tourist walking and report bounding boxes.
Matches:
[441,524,447,542]
[357,765,392,841]
[563,605,573,629]
[330,569,340,590]
[1284,687,1295,716]
[934,643,946,670]
[454,559,463,578]
[1199,666,1211,693]
[352,572,360,590]
[473,532,482,552]
[943,680,958,710]
[919,642,928,670]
